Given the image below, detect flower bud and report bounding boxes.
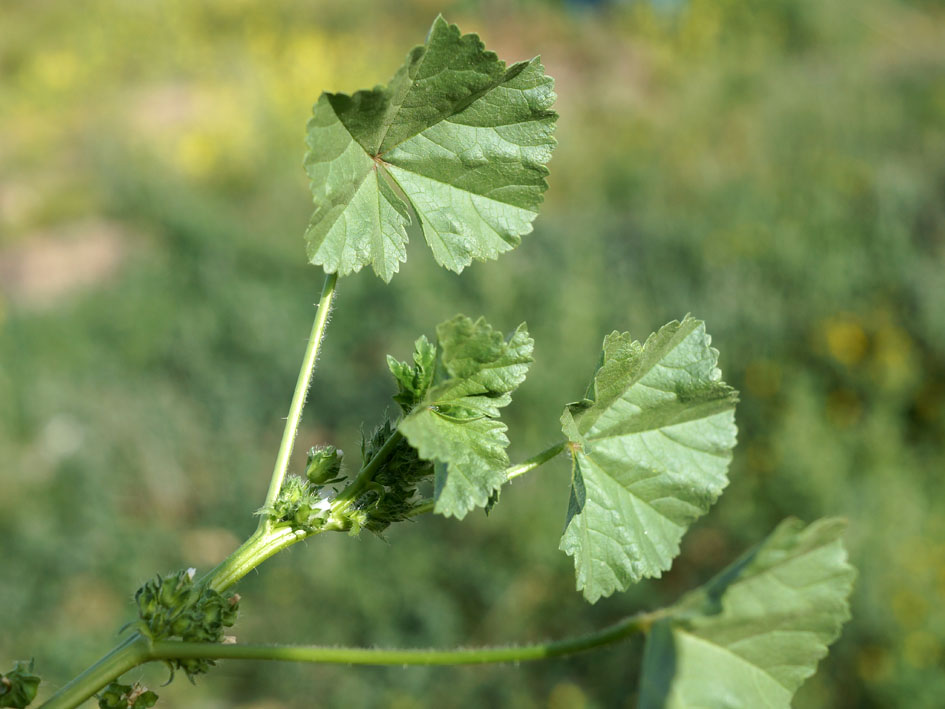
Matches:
[305,445,343,484]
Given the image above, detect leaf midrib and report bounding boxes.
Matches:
[578,319,706,434]
[376,59,531,157]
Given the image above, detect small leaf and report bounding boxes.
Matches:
[399,316,533,518]
[639,517,856,709]
[387,335,436,413]
[304,16,557,280]
[560,316,738,602]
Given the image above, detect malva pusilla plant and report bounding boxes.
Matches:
[1,16,856,709]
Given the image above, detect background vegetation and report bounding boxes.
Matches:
[1,0,943,706]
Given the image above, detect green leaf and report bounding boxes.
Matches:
[304,16,557,281]
[639,518,856,709]
[560,316,738,602]
[398,315,533,518]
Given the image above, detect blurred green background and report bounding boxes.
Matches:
[1,0,944,706]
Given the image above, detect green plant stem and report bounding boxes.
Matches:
[259,272,338,529]
[41,605,663,708]
[40,276,341,709]
[153,609,663,666]
[408,441,567,518]
[39,635,151,709]
[334,428,404,505]
[40,525,316,709]
[506,441,567,481]
[206,525,313,593]
[39,441,568,707]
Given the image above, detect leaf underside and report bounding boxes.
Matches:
[304,15,557,281]
[560,316,739,603]
[398,315,533,519]
[639,517,856,709]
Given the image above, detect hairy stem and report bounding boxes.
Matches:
[41,605,664,708]
[506,441,567,481]
[333,428,404,505]
[259,273,338,527]
[152,609,664,666]
[206,526,313,593]
[40,277,341,709]
[39,441,568,707]
[39,635,150,709]
[408,441,567,517]
[40,526,316,709]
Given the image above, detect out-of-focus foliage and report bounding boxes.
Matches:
[0,0,943,707]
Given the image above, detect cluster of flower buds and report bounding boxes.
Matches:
[97,681,157,709]
[358,420,433,534]
[269,475,335,532]
[134,568,240,679]
[0,661,40,708]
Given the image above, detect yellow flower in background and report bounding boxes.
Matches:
[892,588,928,629]
[175,130,220,179]
[823,315,869,367]
[30,50,79,92]
[166,87,256,180]
[903,631,942,670]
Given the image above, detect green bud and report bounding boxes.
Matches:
[305,445,343,484]
[0,660,40,708]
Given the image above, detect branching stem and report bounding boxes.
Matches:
[39,526,317,709]
[42,608,665,708]
[205,526,312,593]
[38,635,151,709]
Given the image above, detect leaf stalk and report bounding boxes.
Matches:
[259,273,338,529]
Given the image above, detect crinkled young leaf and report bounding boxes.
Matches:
[398,316,533,518]
[387,335,436,413]
[639,518,855,709]
[560,316,738,602]
[304,16,557,280]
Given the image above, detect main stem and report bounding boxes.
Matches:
[39,635,151,709]
[154,609,663,666]
[43,608,663,709]
[259,273,338,528]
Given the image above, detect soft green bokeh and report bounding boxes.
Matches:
[1,0,943,707]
